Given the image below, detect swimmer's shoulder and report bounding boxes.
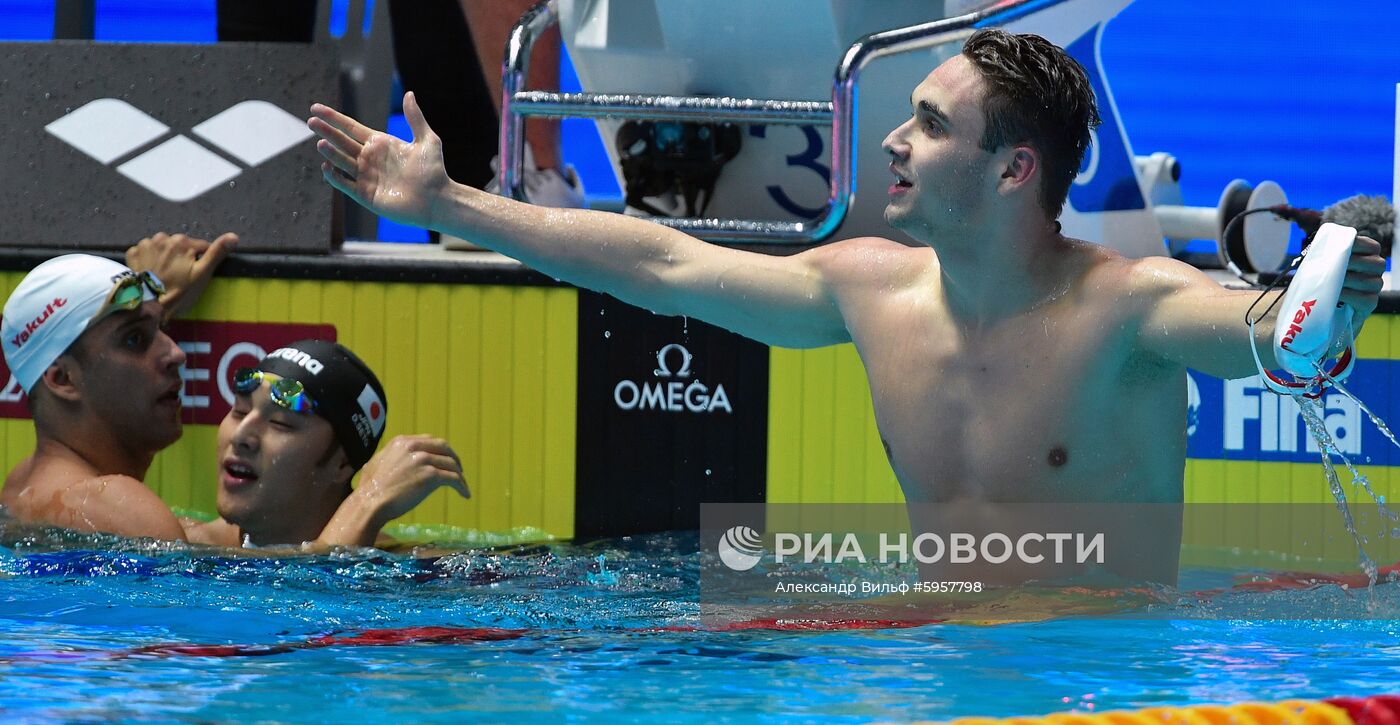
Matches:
[1061,239,1196,305]
[802,236,934,289]
[1114,251,1221,303]
[5,463,184,540]
[2,456,36,504]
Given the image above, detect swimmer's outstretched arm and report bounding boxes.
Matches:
[309,93,851,349]
[1131,239,1383,379]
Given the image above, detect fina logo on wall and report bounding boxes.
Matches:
[45,98,313,202]
[613,343,733,414]
[1185,370,1368,461]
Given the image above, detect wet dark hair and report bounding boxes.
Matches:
[961,28,1101,220]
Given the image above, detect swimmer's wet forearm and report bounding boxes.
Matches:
[316,496,381,548]
[431,184,849,347]
[1186,288,1283,378]
[433,182,700,312]
[310,95,846,345]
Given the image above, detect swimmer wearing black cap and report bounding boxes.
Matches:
[1,233,467,547]
[191,340,469,548]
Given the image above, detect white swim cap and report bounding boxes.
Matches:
[1,254,157,393]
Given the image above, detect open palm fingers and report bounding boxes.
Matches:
[317,138,358,177]
[321,162,361,202]
[310,103,373,145]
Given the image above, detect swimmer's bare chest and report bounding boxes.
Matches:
[843,283,1184,504]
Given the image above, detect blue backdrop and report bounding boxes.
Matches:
[2,0,1395,244]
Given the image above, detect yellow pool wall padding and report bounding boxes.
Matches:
[0,272,579,541]
[0,265,1397,552]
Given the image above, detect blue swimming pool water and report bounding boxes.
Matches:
[3,523,1400,723]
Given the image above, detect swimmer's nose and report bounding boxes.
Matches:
[158,329,186,369]
[231,413,260,453]
[881,120,911,159]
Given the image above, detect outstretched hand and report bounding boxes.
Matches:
[126,231,238,322]
[308,91,450,229]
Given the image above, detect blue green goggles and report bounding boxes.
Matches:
[99,270,166,317]
[233,367,318,413]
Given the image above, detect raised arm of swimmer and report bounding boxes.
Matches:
[1131,236,1383,380]
[316,435,470,548]
[309,93,851,349]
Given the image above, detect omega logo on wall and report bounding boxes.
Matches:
[613,343,733,414]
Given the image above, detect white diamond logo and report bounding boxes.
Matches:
[192,100,314,167]
[116,135,241,203]
[47,98,311,203]
[45,98,169,164]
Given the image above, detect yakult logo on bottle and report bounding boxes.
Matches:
[613,343,733,414]
[1278,299,1317,352]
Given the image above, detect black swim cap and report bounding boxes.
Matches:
[256,339,387,469]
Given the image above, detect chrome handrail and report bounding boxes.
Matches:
[509,92,834,125]
[499,0,1070,244]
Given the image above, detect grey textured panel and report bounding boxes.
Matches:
[0,41,339,253]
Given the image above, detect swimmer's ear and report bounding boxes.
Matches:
[996,145,1039,194]
[331,447,355,490]
[38,357,82,403]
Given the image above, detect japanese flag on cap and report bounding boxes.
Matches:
[356,384,386,437]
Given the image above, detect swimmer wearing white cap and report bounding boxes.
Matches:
[0,239,219,540]
[0,233,467,547]
[311,29,1384,582]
